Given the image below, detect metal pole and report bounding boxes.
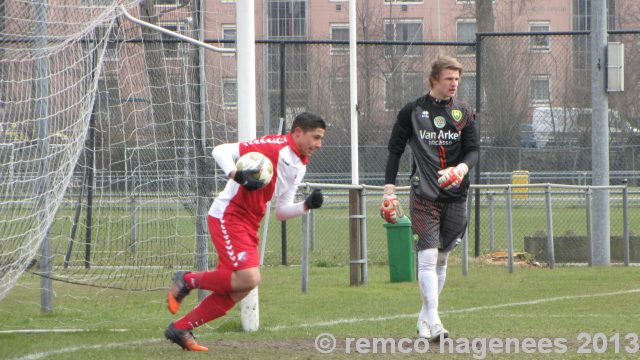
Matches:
[236,0,256,141]
[309,205,316,251]
[64,170,87,268]
[182,24,191,194]
[488,192,494,251]
[259,120,286,266]
[505,186,514,273]
[198,0,206,150]
[194,0,209,302]
[462,194,472,276]
[349,0,359,185]
[349,189,361,286]
[622,181,629,266]
[474,33,483,258]
[119,5,233,53]
[590,0,610,265]
[236,0,258,332]
[84,104,95,269]
[301,211,309,293]
[545,185,555,269]
[35,0,52,314]
[586,187,593,266]
[279,46,288,266]
[359,188,368,285]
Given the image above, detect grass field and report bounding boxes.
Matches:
[1,262,639,359]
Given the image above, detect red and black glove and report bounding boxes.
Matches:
[437,163,469,190]
[380,184,404,224]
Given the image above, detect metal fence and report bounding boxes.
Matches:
[10,31,640,298]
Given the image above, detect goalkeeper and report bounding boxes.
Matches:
[164,112,326,351]
[381,55,479,342]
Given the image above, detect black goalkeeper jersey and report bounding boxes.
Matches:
[385,94,479,202]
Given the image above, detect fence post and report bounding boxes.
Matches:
[623,180,629,266]
[301,206,309,293]
[474,33,483,258]
[488,192,494,251]
[359,188,368,285]
[505,185,514,273]
[545,184,555,269]
[309,204,316,252]
[349,189,362,286]
[462,194,472,276]
[586,187,593,266]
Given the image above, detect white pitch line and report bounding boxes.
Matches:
[13,339,159,360]
[10,287,640,360]
[0,329,129,334]
[263,287,640,331]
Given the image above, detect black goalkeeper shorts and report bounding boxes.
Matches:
[409,192,467,252]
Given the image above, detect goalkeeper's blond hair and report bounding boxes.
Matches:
[428,55,463,88]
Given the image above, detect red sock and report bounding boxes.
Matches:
[184,269,233,295]
[173,293,236,330]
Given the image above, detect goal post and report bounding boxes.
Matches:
[120,0,260,332]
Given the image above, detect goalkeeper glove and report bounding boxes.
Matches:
[437,163,469,190]
[380,184,404,224]
[305,189,324,210]
[233,167,263,191]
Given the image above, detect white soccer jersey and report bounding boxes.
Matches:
[208,133,308,228]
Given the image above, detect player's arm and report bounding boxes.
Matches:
[274,169,323,221]
[212,143,240,178]
[212,143,262,189]
[381,103,413,223]
[437,110,479,190]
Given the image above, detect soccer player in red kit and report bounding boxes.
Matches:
[164,112,326,351]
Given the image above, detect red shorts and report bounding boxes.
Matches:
[208,215,260,270]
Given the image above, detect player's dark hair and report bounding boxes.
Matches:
[428,55,463,87]
[291,112,326,132]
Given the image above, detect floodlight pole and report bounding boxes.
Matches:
[590,0,610,265]
[349,0,359,185]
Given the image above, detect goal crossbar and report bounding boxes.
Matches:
[118,5,235,54]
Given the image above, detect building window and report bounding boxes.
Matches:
[384,20,423,57]
[330,24,349,55]
[456,19,476,56]
[530,75,550,104]
[572,0,616,72]
[268,0,307,38]
[223,78,237,109]
[266,1,308,110]
[105,42,119,61]
[385,72,424,111]
[154,0,178,6]
[529,21,550,52]
[222,25,236,49]
[159,23,182,59]
[330,77,349,107]
[458,73,476,110]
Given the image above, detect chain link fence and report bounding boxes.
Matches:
[37,33,640,281]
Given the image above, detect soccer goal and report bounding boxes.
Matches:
[0,0,248,330]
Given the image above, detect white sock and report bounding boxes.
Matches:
[418,248,441,327]
[436,251,449,295]
[417,277,428,324]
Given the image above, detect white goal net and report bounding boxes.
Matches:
[0,0,240,329]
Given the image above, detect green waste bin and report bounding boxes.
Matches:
[383,216,416,282]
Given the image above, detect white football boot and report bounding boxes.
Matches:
[416,320,431,339]
[429,323,449,342]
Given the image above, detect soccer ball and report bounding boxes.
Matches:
[236,152,274,188]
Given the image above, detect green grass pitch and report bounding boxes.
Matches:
[1,263,639,359]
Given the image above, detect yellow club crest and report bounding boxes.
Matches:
[452,109,463,122]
